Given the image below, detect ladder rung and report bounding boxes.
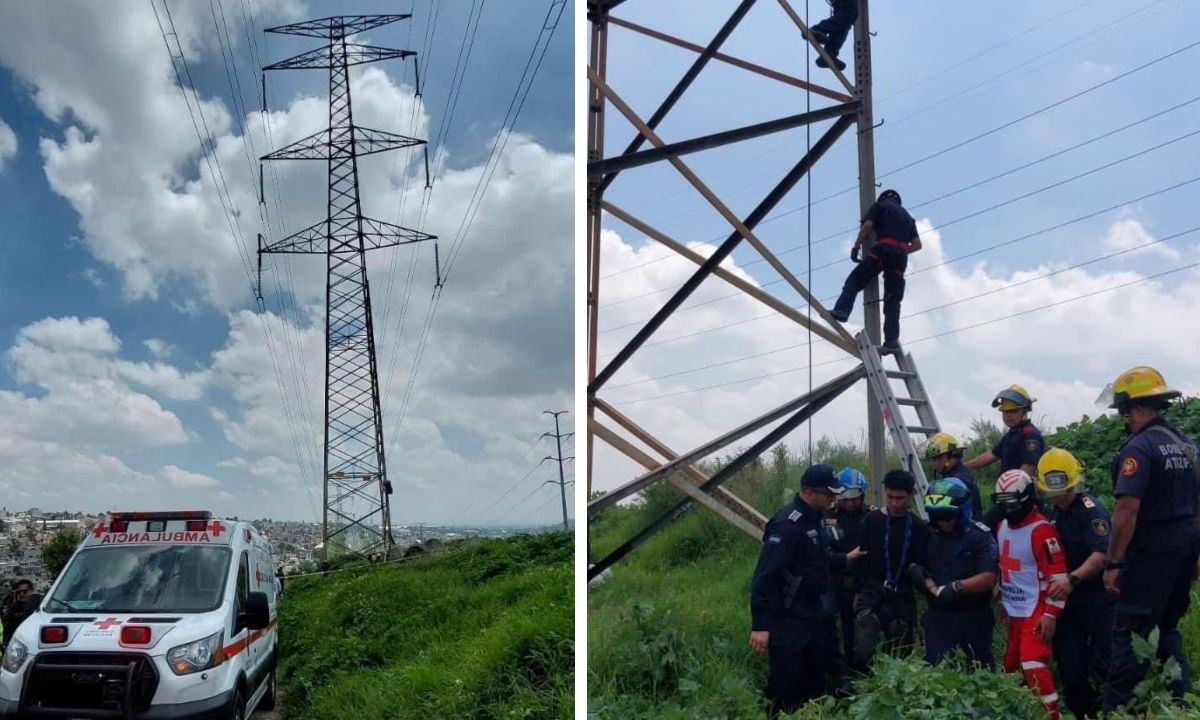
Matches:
[895,398,925,407]
[906,425,938,435]
[886,370,916,379]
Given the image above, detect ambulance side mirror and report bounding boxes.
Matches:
[238,592,270,631]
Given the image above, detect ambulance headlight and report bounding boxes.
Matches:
[2,639,28,674]
[167,631,223,675]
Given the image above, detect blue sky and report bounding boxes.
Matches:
[0,0,573,524]
[591,0,1200,491]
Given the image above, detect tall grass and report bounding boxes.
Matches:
[279,532,573,719]
[588,408,1200,719]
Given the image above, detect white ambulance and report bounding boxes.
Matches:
[0,511,279,719]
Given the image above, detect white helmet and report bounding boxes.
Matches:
[993,469,1035,517]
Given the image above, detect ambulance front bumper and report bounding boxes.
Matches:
[0,687,234,719]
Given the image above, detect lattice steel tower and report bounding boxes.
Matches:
[260,15,436,561]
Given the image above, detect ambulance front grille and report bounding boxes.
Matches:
[23,652,158,716]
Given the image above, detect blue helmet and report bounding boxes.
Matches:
[837,467,868,499]
[926,477,971,529]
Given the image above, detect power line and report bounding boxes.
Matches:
[610,238,1200,405]
[604,223,1200,392]
[600,31,1200,281]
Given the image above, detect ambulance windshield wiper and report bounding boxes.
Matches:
[45,597,86,612]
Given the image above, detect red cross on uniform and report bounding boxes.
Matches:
[1000,539,1022,583]
[209,520,226,536]
[94,617,122,630]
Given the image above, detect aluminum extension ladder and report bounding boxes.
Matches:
[856,331,940,517]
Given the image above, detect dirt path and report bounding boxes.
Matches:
[252,691,284,719]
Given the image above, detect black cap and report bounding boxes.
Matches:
[801,463,844,494]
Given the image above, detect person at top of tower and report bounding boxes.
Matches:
[807,0,857,72]
[829,189,922,355]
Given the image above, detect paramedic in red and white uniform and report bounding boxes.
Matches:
[993,469,1068,719]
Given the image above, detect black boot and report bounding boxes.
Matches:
[816,54,847,72]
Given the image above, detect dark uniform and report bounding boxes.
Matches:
[1049,492,1113,718]
[919,519,998,667]
[983,421,1046,531]
[810,0,858,59]
[851,510,928,672]
[831,198,918,347]
[940,459,984,523]
[1103,418,1200,710]
[751,496,847,714]
[825,503,871,663]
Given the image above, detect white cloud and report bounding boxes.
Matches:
[1102,216,1181,262]
[144,339,172,359]
[162,464,219,488]
[592,215,1200,494]
[0,116,16,171]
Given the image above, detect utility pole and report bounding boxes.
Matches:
[259,15,437,562]
[543,410,574,531]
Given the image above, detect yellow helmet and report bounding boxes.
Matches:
[1099,365,1181,409]
[924,432,960,459]
[992,384,1035,411]
[1036,448,1083,497]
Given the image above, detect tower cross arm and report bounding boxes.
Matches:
[261,126,424,161]
[261,217,436,254]
[264,15,411,39]
[264,44,415,71]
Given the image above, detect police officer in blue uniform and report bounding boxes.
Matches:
[824,467,873,665]
[1098,367,1200,711]
[829,190,923,354]
[850,469,928,673]
[750,464,866,716]
[1037,448,1112,718]
[909,477,998,668]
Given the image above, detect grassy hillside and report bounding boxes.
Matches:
[588,402,1200,718]
[277,532,573,719]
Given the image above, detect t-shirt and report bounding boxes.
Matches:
[856,509,929,591]
[1112,419,1199,526]
[864,199,918,244]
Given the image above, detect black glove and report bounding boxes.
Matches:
[934,580,964,602]
[850,245,861,263]
[907,563,930,586]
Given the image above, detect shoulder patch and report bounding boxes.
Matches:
[1045,536,1061,555]
[1082,496,1096,509]
[1025,438,1040,452]
[787,509,802,522]
[1121,457,1139,477]
[767,535,782,544]
[1091,518,1109,536]
[973,521,991,533]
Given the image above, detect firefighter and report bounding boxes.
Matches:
[749,464,866,716]
[849,468,928,673]
[824,467,872,665]
[829,189,922,354]
[994,469,1067,719]
[807,0,857,72]
[1097,366,1200,711]
[967,385,1046,530]
[925,432,984,522]
[910,477,998,668]
[1037,448,1112,719]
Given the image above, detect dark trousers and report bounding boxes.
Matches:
[833,243,908,345]
[765,615,840,718]
[812,0,859,57]
[835,587,857,663]
[851,589,914,673]
[923,604,995,669]
[1054,597,1112,718]
[1102,528,1200,711]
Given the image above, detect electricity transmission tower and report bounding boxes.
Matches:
[543,410,575,531]
[259,14,436,562]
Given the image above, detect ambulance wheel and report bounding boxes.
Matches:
[258,670,277,711]
[229,687,247,720]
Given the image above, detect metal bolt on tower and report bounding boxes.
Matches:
[259,14,437,562]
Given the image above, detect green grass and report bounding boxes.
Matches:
[588,404,1200,719]
[277,532,573,719]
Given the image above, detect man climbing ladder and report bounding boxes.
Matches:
[830,189,922,354]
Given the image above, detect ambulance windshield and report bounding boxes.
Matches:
[46,545,231,613]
